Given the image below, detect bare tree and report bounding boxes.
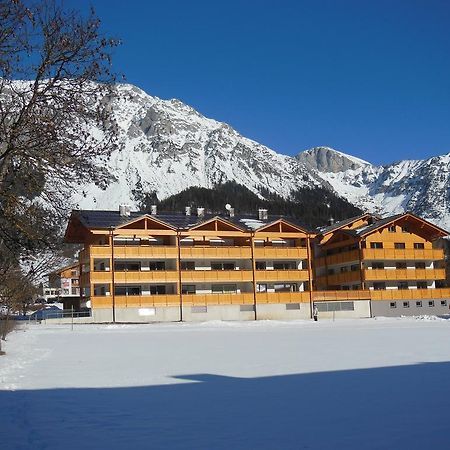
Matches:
[0,0,121,256]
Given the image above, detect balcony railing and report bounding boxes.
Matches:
[362,248,444,261]
[315,271,361,286]
[180,246,252,259]
[312,290,371,301]
[370,288,450,301]
[253,247,308,259]
[181,270,253,282]
[364,268,446,281]
[182,293,254,306]
[255,269,310,282]
[256,291,311,304]
[91,294,180,308]
[315,249,360,268]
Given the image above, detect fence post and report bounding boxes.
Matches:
[71,306,74,331]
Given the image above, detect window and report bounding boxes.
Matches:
[114,261,141,271]
[181,261,195,270]
[286,303,300,310]
[212,284,237,294]
[149,285,166,295]
[340,266,349,273]
[351,264,359,272]
[396,262,407,269]
[254,240,265,247]
[211,262,235,271]
[394,242,406,249]
[373,282,386,290]
[416,301,422,307]
[71,270,78,277]
[416,281,427,289]
[255,261,266,270]
[273,261,296,270]
[414,243,425,249]
[398,282,409,290]
[115,286,142,296]
[327,268,335,275]
[372,262,384,269]
[441,300,447,307]
[240,305,255,312]
[403,301,410,308]
[370,242,383,249]
[428,300,435,307]
[149,261,165,271]
[390,302,397,309]
[182,285,196,294]
[388,225,396,232]
[256,284,267,292]
[415,262,426,269]
[274,283,297,292]
[402,226,409,233]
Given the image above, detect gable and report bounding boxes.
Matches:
[188,217,246,233]
[116,215,176,232]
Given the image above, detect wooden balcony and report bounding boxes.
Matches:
[315,271,361,286]
[114,271,179,283]
[91,294,180,308]
[256,291,311,304]
[364,268,446,281]
[85,245,179,260]
[255,269,309,282]
[370,288,450,301]
[181,270,253,283]
[180,246,252,259]
[312,290,371,301]
[315,249,360,268]
[362,248,444,261]
[182,293,254,306]
[253,247,308,259]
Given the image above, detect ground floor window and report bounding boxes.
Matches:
[416,301,422,307]
[390,302,397,309]
[441,300,447,306]
[428,300,435,307]
[403,301,410,308]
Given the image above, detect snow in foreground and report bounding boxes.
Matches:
[1,317,450,450]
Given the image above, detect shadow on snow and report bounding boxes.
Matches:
[2,361,450,450]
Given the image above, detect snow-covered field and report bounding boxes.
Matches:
[1,317,450,449]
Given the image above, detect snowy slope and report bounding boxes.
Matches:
[73,84,323,209]
[304,151,450,230]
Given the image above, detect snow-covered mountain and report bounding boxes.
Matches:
[74,83,326,209]
[73,83,450,230]
[298,148,450,230]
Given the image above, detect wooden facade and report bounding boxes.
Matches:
[65,209,450,321]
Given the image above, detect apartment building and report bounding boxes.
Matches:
[314,212,450,316]
[64,207,315,322]
[64,207,449,322]
[47,262,81,309]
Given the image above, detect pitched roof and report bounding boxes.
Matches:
[318,213,380,235]
[343,212,449,239]
[69,210,315,233]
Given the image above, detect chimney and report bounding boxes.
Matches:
[185,206,191,216]
[197,207,205,217]
[229,207,235,218]
[328,217,335,226]
[150,205,157,215]
[258,208,268,221]
[119,204,131,217]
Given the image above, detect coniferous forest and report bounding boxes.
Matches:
[137,181,363,229]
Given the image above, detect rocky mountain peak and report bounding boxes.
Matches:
[297,146,370,173]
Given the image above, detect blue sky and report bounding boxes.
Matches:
[66,0,450,165]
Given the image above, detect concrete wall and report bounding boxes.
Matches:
[371,299,450,317]
[256,303,310,320]
[314,300,371,319]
